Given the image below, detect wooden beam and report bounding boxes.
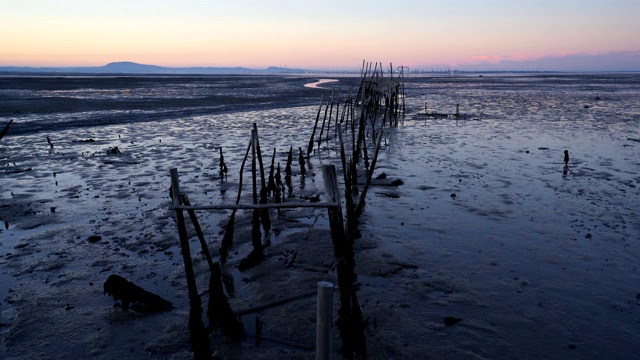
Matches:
[169,201,338,211]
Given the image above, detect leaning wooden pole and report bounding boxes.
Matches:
[307,93,324,156]
[355,111,386,216]
[220,138,253,262]
[252,123,267,190]
[322,165,356,357]
[318,94,331,150]
[180,194,215,271]
[170,168,212,359]
[337,126,357,241]
[334,87,341,139]
[252,124,271,233]
[326,89,335,144]
[251,129,258,204]
[0,120,13,141]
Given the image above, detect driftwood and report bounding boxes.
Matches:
[103,274,173,313]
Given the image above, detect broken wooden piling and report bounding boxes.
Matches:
[307,94,324,156]
[0,119,13,141]
[316,281,334,360]
[207,261,245,342]
[322,164,364,358]
[169,168,212,359]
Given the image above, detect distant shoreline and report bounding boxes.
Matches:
[2,61,639,76]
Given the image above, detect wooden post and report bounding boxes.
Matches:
[0,119,13,141]
[180,194,215,271]
[318,96,331,149]
[307,94,324,156]
[252,123,266,189]
[322,165,355,357]
[268,148,277,196]
[253,125,271,233]
[333,87,340,139]
[251,129,258,204]
[326,90,334,144]
[355,110,386,216]
[337,126,356,241]
[316,281,333,360]
[169,168,212,359]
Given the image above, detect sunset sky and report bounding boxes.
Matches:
[2,0,639,71]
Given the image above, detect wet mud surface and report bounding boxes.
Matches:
[1,74,639,359]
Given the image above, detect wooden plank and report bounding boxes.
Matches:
[169,201,338,211]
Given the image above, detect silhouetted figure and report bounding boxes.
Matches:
[564,150,569,167]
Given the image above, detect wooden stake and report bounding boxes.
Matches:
[322,165,355,357]
[267,148,277,196]
[0,120,13,141]
[327,90,334,143]
[316,281,333,360]
[252,123,266,189]
[169,168,212,359]
[307,94,324,156]
[252,125,271,234]
[355,112,386,216]
[180,194,214,270]
[318,95,331,149]
[251,129,258,204]
[219,147,228,178]
[220,138,252,262]
[337,126,357,241]
[298,147,306,175]
[207,261,245,342]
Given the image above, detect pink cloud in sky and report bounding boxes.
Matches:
[469,55,504,64]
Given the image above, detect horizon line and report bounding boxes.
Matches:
[1,61,639,75]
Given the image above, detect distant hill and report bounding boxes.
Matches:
[0,61,315,75]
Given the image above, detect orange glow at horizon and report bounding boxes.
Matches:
[1,1,639,71]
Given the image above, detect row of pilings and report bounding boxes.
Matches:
[306,61,406,359]
[170,61,405,359]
